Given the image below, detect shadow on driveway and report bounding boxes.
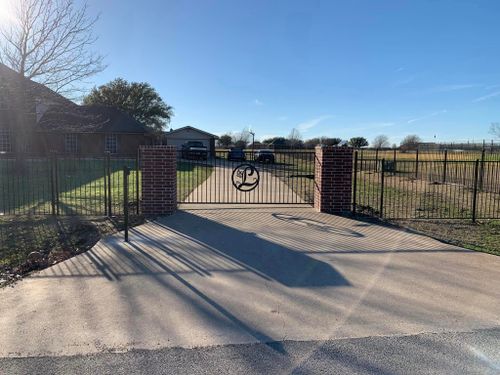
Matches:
[149,211,350,288]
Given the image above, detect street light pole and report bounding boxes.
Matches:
[249,130,255,159]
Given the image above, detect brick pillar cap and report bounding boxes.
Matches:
[315,145,354,150]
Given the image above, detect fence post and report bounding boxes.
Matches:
[479,149,485,191]
[50,153,56,215]
[54,153,60,215]
[375,148,379,172]
[352,151,358,214]
[442,149,448,183]
[380,159,385,218]
[106,152,112,216]
[135,150,140,215]
[103,156,108,216]
[415,148,419,179]
[123,166,130,242]
[393,148,397,176]
[472,159,479,223]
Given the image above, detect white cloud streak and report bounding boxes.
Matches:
[472,91,500,103]
[427,84,478,93]
[297,115,332,132]
[407,110,447,124]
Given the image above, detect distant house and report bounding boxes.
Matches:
[0,63,153,156]
[163,126,218,156]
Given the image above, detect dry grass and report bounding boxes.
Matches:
[0,215,143,287]
[393,219,500,256]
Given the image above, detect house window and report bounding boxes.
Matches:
[64,133,78,153]
[105,134,118,154]
[0,129,12,153]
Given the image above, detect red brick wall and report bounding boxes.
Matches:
[140,145,177,216]
[314,146,353,214]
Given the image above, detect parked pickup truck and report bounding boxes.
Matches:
[181,141,208,160]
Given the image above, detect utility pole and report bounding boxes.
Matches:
[249,130,255,158]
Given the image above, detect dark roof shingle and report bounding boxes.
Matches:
[37,105,152,134]
[0,63,75,108]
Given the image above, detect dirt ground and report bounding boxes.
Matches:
[0,214,143,287]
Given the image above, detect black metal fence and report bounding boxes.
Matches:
[0,153,140,217]
[359,147,500,163]
[177,150,315,204]
[353,151,500,221]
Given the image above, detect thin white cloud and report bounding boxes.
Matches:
[393,76,415,87]
[427,84,478,93]
[253,99,263,106]
[277,116,288,121]
[297,115,332,132]
[349,122,396,131]
[395,67,405,72]
[407,110,447,124]
[472,91,500,103]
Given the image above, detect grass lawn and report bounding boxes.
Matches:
[393,219,500,256]
[0,157,138,216]
[1,157,214,214]
[177,161,213,201]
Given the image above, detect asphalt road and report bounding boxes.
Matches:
[1,328,499,374]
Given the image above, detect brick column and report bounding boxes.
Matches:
[140,145,177,216]
[314,146,354,214]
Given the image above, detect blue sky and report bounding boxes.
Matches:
[77,0,500,144]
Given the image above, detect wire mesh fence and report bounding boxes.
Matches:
[0,153,140,217]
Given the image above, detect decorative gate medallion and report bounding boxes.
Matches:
[232,164,260,192]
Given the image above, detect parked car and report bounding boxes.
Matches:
[181,141,208,160]
[228,148,246,161]
[255,149,275,163]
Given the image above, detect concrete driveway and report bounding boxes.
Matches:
[183,160,307,204]
[1,206,499,361]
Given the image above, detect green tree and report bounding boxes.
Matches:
[83,78,173,132]
[349,137,369,148]
[218,134,233,148]
[321,137,343,146]
[304,137,321,148]
[262,137,287,148]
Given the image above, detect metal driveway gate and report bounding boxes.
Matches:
[177,150,315,204]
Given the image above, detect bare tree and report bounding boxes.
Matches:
[372,135,390,149]
[400,134,421,151]
[490,123,500,139]
[0,0,105,96]
[233,129,251,148]
[287,128,303,148]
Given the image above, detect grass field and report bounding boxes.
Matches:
[355,170,500,220]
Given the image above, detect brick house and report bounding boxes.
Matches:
[0,63,153,156]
